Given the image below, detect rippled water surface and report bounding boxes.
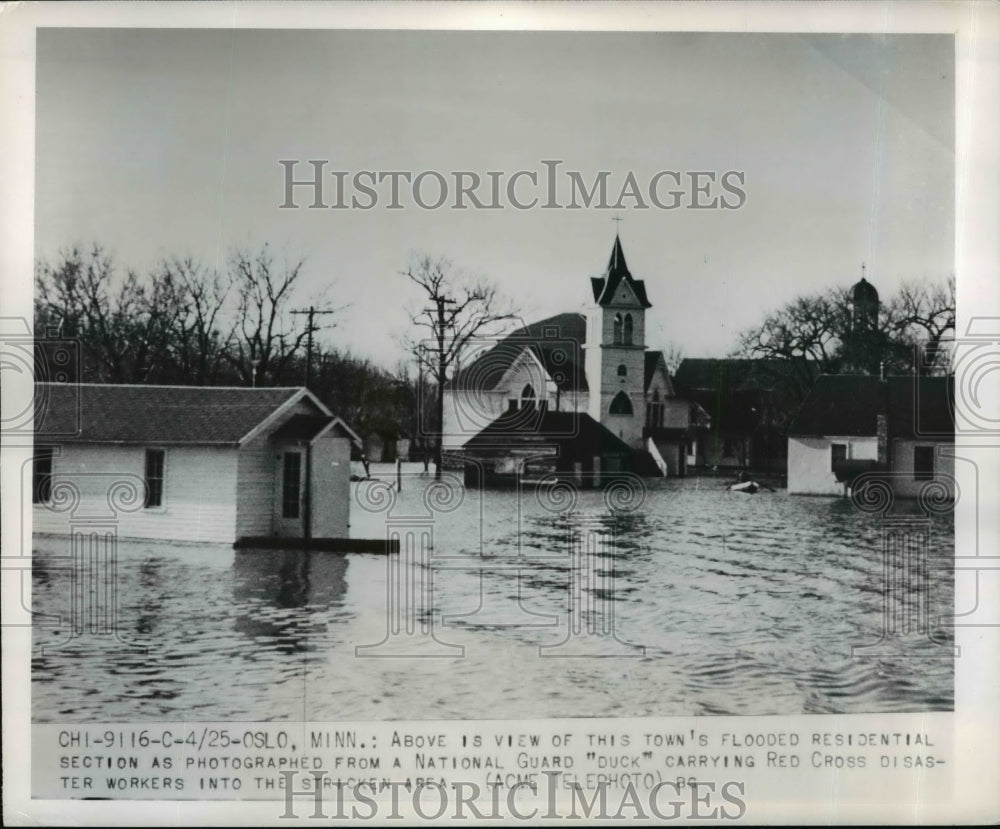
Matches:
[32,472,954,722]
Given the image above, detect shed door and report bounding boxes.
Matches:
[274,448,304,537]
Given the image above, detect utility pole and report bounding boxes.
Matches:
[290,306,336,390]
[427,294,456,481]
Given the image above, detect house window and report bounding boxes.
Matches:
[282,451,302,518]
[723,438,735,457]
[609,391,633,415]
[617,364,627,377]
[914,445,935,481]
[623,314,634,345]
[144,449,165,508]
[831,443,847,471]
[33,445,54,504]
[613,313,623,345]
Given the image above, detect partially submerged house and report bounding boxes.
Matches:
[787,375,954,497]
[32,383,361,544]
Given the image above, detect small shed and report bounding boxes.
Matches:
[32,383,361,544]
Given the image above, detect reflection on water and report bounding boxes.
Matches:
[32,477,953,721]
[232,551,348,653]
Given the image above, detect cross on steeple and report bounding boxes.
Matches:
[612,213,624,232]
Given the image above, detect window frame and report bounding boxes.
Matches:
[520,383,536,410]
[913,445,935,481]
[609,390,634,416]
[144,448,166,509]
[33,445,55,505]
[623,313,634,345]
[282,450,303,519]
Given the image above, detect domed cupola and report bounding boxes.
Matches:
[851,268,879,332]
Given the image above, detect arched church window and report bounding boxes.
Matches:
[613,314,623,345]
[623,314,634,345]
[609,391,633,416]
[617,364,627,377]
[520,384,536,410]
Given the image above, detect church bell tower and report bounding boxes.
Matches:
[584,235,652,449]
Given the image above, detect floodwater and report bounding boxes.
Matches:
[32,466,954,722]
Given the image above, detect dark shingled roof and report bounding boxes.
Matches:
[589,235,652,309]
[789,375,886,437]
[34,383,309,445]
[887,376,954,438]
[789,375,954,438]
[450,312,588,393]
[461,409,632,457]
[674,358,816,393]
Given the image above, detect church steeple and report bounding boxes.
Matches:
[590,234,652,309]
[606,234,631,279]
[583,233,651,449]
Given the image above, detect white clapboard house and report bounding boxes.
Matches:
[787,375,954,498]
[31,383,361,544]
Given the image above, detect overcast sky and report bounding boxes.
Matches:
[35,29,954,369]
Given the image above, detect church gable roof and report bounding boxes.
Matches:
[643,351,675,395]
[590,235,652,309]
[449,312,588,393]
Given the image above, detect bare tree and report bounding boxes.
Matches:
[736,286,850,403]
[35,245,162,382]
[403,254,518,479]
[658,341,686,376]
[226,244,328,386]
[886,275,956,375]
[736,276,956,411]
[150,257,234,384]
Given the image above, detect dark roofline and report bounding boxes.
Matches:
[30,383,361,448]
[35,382,307,391]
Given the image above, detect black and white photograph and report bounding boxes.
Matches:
[2,1,998,824]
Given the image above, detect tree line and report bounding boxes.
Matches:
[33,243,416,446]
[734,275,955,417]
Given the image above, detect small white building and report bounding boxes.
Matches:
[32,383,361,544]
[787,375,954,498]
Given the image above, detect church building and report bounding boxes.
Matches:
[443,236,707,482]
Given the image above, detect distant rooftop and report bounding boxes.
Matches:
[789,375,953,438]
